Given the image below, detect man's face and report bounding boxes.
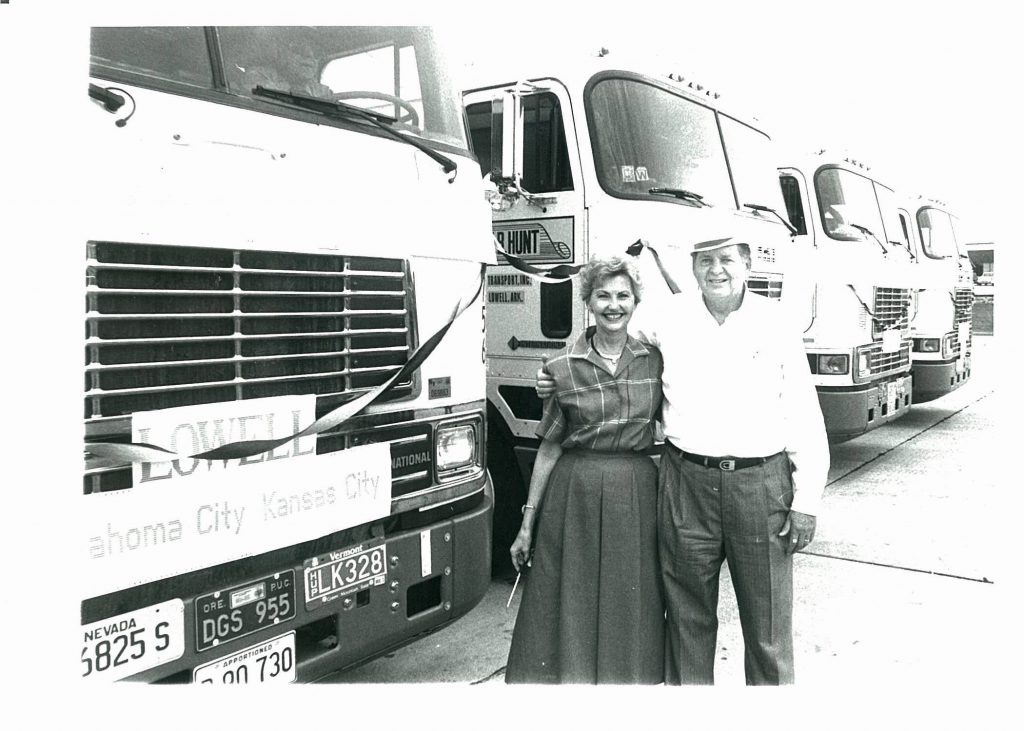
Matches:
[692,244,750,302]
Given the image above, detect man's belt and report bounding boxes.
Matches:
[668,442,780,472]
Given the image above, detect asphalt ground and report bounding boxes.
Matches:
[320,337,1010,713]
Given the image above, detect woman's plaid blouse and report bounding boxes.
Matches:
[537,330,663,452]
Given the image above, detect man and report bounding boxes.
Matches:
[536,238,829,685]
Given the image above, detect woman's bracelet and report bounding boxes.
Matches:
[521,504,536,515]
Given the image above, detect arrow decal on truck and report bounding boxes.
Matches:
[507,337,567,351]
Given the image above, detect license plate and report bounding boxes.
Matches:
[886,382,898,406]
[881,328,900,354]
[81,599,185,681]
[194,632,295,685]
[304,542,387,607]
[195,570,296,651]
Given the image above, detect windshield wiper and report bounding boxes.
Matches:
[647,188,708,206]
[888,239,916,260]
[744,202,798,235]
[252,85,457,178]
[850,223,890,257]
[88,83,125,113]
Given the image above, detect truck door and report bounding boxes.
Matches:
[465,80,585,439]
[777,167,816,332]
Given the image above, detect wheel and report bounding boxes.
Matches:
[330,91,420,128]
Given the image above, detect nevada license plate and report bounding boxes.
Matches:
[193,631,295,685]
[81,599,185,681]
[195,570,296,651]
[304,542,387,607]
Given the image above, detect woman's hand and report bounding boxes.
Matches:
[510,526,533,572]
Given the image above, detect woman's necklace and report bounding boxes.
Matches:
[592,337,625,367]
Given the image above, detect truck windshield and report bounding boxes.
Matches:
[916,207,959,259]
[720,115,784,212]
[586,77,734,207]
[875,184,914,253]
[91,26,467,149]
[815,167,887,246]
[218,26,467,148]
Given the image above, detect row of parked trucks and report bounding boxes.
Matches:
[467,52,976,569]
[81,29,973,682]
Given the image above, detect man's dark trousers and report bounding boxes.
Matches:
[658,446,795,685]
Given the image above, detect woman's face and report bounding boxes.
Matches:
[587,273,637,336]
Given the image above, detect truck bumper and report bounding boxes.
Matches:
[912,356,972,403]
[120,477,492,683]
[300,480,493,682]
[817,373,913,442]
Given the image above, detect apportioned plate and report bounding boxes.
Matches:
[194,631,296,685]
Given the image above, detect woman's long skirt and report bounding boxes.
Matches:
[504,449,664,684]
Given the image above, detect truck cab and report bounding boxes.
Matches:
[899,197,973,401]
[464,55,792,565]
[778,152,917,441]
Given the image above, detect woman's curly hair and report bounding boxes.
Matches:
[578,255,644,304]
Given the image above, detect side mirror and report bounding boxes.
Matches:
[489,96,514,181]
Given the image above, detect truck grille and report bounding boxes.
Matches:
[872,287,911,335]
[862,341,911,377]
[950,287,973,357]
[953,287,973,325]
[85,241,416,469]
[748,275,783,300]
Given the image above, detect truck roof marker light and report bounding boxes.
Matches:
[677,78,714,95]
[597,47,610,57]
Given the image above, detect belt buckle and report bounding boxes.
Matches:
[719,459,735,471]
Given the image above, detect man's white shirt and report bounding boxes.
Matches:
[632,288,830,516]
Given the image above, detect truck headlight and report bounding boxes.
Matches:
[857,350,871,379]
[913,338,941,353]
[817,354,849,375]
[436,424,476,472]
[942,334,956,359]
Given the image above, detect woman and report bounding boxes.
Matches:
[504,255,665,684]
